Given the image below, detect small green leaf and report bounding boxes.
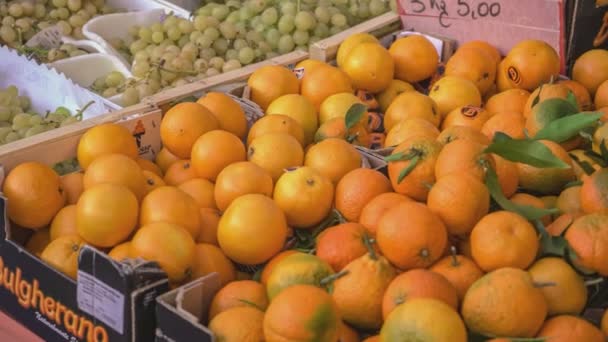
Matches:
[383,150,417,162]
[564,180,583,188]
[252,268,263,282]
[238,299,265,311]
[397,155,420,183]
[532,84,543,108]
[344,103,367,130]
[533,220,569,257]
[566,90,579,110]
[533,112,603,143]
[485,133,570,169]
[485,167,559,220]
[583,150,608,167]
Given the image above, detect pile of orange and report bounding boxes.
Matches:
[4,32,608,341]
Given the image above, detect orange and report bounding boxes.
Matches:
[384,91,440,130]
[331,253,396,330]
[273,166,334,228]
[381,298,467,341]
[602,309,608,336]
[301,64,354,111]
[247,132,304,183]
[359,192,411,236]
[436,125,491,146]
[523,83,573,119]
[131,222,196,283]
[260,250,299,286]
[143,170,165,194]
[76,184,138,248]
[83,153,147,201]
[208,306,264,342]
[263,284,340,342]
[217,194,288,265]
[265,252,334,299]
[177,178,216,209]
[596,79,608,108]
[163,160,197,186]
[385,117,440,147]
[445,47,496,95]
[139,186,202,239]
[49,205,78,241]
[528,257,587,315]
[336,32,380,68]
[337,321,359,342]
[546,213,577,237]
[155,147,180,174]
[59,172,84,205]
[430,252,484,301]
[335,168,391,222]
[108,242,131,261]
[3,162,65,229]
[208,280,269,320]
[382,269,458,320]
[484,88,531,115]
[565,212,608,276]
[159,102,219,159]
[461,267,547,337]
[363,336,379,342]
[197,92,248,139]
[304,138,362,185]
[136,158,163,177]
[377,201,447,270]
[77,123,138,170]
[481,111,526,140]
[190,243,235,286]
[314,117,371,147]
[435,138,494,183]
[499,39,561,91]
[581,168,608,213]
[441,105,491,131]
[510,193,553,226]
[197,208,220,245]
[386,136,442,201]
[315,223,369,272]
[572,49,608,96]
[517,140,575,195]
[537,315,604,342]
[429,76,482,118]
[559,79,593,111]
[247,65,300,110]
[427,173,490,235]
[341,42,394,93]
[40,235,84,280]
[457,40,501,66]
[247,114,305,147]
[294,58,326,79]
[25,229,50,257]
[470,211,539,272]
[556,185,583,216]
[376,79,415,113]
[190,130,246,182]
[593,123,608,155]
[214,161,273,213]
[266,94,318,146]
[318,92,366,126]
[389,35,439,83]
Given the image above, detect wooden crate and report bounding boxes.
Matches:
[145,50,309,108]
[309,11,456,63]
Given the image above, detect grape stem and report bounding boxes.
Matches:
[151,61,198,76]
[74,101,95,120]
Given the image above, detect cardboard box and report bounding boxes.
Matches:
[397,0,567,71]
[0,108,171,342]
[566,0,608,73]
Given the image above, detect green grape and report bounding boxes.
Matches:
[5,132,20,144]
[331,13,347,27]
[265,29,280,48]
[163,16,179,30]
[2,16,15,26]
[293,30,310,46]
[225,11,239,24]
[181,43,199,61]
[178,35,190,48]
[12,113,32,129]
[139,27,153,43]
[315,6,331,24]
[295,11,316,31]
[25,125,46,138]
[238,47,255,65]
[278,35,295,54]
[258,41,272,53]
[193,59,208,73]
[0,26,17,44]
[189,30,203,43]
[60,116,80,127]
[45,113,65,124]
[0,106,10,121]
[222,59,242,73]
[34,4,46,19]
[212,5,230,21]
[250,15,261,29]
[309,36,322,44]
[60,43,76,52]
[212,38,229,55]
[165,45,181,55]
[281,2,297,15]
[197,5,212,16]
[19,96,30,110]
[329,25,343,35]
[57,8,70,20]
[348,3,359,16]
[196,36,213,49]
[246,31,263,44]
[239,7,254,21]
[209,57,224,70]
[0,127,11,142]
[129,39,147,55]
[15,18,32,32]
[152,31,165,44]
[121,87,140,106]
[206,68,220,77]
[137,83,155,99]
[8,3,24,17]
[178,20,194,35]
[219,22,237,40]
[150,23,163,33]
[200,48,216,59]
[246,0,267,14]
[204,27,220,41]
[314,23,330,38]
[132,61,151,78]
[327,6,340,16]
[67,0,82,11]
[369,0,387,16]
[167,27,182,41]
[265,51,279,59]
[254,23,266,33]
[102,87,118,97]
[29,115,43,126]
[225,49,238,61]
[134,50,151,63]
[194,15,208,31]
[69,14,86,28]
[278,15,295,34]
[21,2,34,16]
[233,38,248,51]
[105,71,125,87]
[148,79,162,92]
[17,127,29,138]
[255,48,263,58]
[261,7,278,25]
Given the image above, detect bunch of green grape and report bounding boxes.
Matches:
[0,0,114,47]
[89,70,127,97]
[18,42,89,63]
[0,85,84,145]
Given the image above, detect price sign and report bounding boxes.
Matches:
[397,0,566,70]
